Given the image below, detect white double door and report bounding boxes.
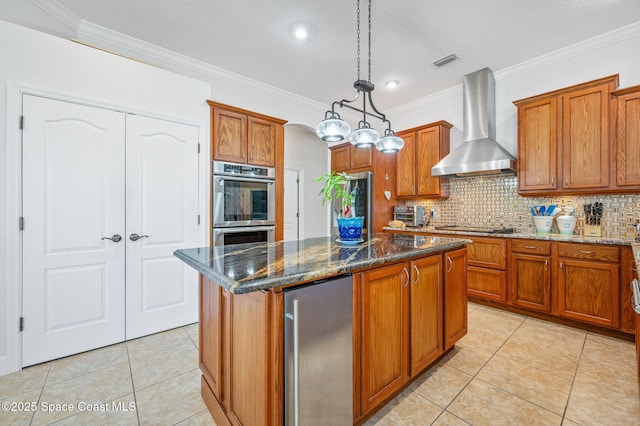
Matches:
[21,95,200,366]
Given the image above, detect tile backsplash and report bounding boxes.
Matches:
[405,175,640,240]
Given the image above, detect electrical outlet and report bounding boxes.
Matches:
[430,209,435,219]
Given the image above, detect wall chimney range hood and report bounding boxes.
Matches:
[431,67,516,178]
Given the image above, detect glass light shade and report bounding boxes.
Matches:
[349,126,380,148]
[315,118,350,142]
[376,134,405,153]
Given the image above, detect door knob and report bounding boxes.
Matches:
[101,234,122,242]
[129,233,149,241]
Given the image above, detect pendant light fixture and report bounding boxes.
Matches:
[315,0,404,153]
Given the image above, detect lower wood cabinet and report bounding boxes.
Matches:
[200,276,281,426]
[509,240,552,313]
[557,243,620,328]
[357,250,467,419]
[466,237,507,302]
[359,263,409,415]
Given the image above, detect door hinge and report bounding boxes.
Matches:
[19,217,24,231]
[296,178,300,184]
[19,116,24,130]
[198,214,201,225]
[197,143,201,154]
[19,317,24,332]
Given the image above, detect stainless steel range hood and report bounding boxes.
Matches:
[432,68,516,177]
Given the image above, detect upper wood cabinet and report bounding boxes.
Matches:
[514,75,618,196]
[613,85,640,188]
[208,101,286,167]
[330,143,373,173]
[396,121,452,199]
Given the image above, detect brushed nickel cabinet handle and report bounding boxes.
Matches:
[402,268,410,287]
[579,250,596,255]
[524,245,537,249]
[551,176,555,185]
[565,176,568,185]
[412,264,420,285]
[447,256,453,273]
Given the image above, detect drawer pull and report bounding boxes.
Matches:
[578,250,596,255]
[524,245,537,249]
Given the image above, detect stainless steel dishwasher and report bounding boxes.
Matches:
[284,275,353,426]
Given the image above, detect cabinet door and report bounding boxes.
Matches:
[200,277,224,400]
[615,89,640,187]
[509,254,551,312]
[247,116,276,167]
[396,132,416,196]
[351,145,373,170]
[620,247,638,333]
[331,144,351,172]
[360,263,410,413]
[410,256,443,376]
[517,97,558,192]
[213,108,247,163]
[444,249,468,349]
[466,237,506,269]
[467,266,507,302]
[416,126,448,197]
[562,85,610,190]
[558,259,620,328]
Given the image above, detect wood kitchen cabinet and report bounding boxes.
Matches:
[509,240,552,313]
[613,85,640,189]
[620,246,638,334]
[444,248,468,349]
[359,262,410,415]
[514,75,618,195]
[330,143,373,173]
[466,237,507,302]
[200,276,281,426]
[557,243,620,328]
[208,100,286,167]
[396,121,452,199]
[357,249,466,418]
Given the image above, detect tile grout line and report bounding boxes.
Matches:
[125,343,142,426]
[425,311,528,423]
[29,364,51,426]
[560,330,589,425]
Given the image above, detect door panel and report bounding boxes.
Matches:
[22,94,126,366]
[125,114,199,339]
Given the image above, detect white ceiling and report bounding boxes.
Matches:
[2,0,640,111]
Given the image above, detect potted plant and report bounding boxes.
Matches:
[316,171,364,241]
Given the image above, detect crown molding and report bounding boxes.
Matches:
[72,22,328,112]
[390,20,640,115]
[30,0,81,31]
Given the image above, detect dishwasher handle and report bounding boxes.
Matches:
[631,279,640,314]
[285,299,300,426]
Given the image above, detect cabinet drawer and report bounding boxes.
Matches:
[511,240,551,255]
[557,243,619,262]
[466,237,506,270]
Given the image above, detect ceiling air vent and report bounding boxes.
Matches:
[433,53,458,67]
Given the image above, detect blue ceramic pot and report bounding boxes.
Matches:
[336,216,364,240]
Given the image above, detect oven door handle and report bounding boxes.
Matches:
[215,175,275,185]
[214,226,275,234]
[631,279,640,314]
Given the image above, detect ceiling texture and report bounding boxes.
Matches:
[2,0,640,111]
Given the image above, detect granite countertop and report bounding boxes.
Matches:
[174,233,470,294]
[383,226,637,247]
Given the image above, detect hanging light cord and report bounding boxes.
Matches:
[356,0,361,82]
[367,0,372,83]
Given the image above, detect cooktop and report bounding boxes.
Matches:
[434,225,516,234]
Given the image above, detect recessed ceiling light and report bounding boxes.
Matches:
[385,80,399,89]
[292,25,309,40]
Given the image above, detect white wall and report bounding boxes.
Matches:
[0,20,211,376]
[389,22,640,157]
[284,125,331,238]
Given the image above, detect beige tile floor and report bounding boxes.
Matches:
[1,303,639,425]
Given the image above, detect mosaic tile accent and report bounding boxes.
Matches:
[405,175,640,240]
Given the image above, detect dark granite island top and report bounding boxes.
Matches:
[174,232,470,294]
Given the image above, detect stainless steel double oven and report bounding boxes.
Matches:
[212,161,276,246]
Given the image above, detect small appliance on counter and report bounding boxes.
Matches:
[393,205,426,227]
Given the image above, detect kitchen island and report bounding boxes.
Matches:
[175,233,470,425]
